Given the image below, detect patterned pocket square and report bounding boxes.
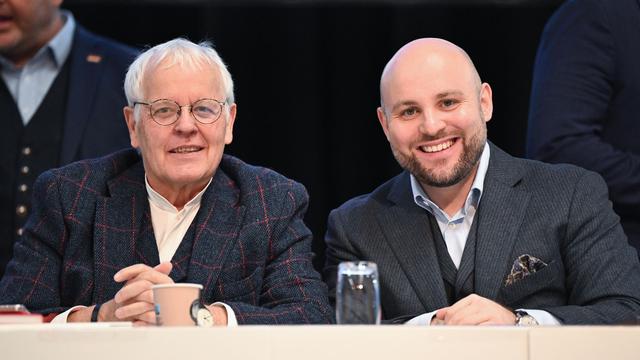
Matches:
[504,254,548,286]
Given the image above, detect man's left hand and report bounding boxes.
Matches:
[433,294,516,325]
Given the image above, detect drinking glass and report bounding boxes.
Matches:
[336,261,381,324]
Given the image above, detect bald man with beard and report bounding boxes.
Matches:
[324,38,640,326]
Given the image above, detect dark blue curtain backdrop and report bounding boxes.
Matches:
[66,1,561,270]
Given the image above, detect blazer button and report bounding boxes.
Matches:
[16,228,24,236]
[22,147,32,156]
[18,184,28,192]
[16,205,28,216]
[21,166,30,174]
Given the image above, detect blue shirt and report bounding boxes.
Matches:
[410,142,489,268]
[0,11,75,125]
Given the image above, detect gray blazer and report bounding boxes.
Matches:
[324,143,640,324]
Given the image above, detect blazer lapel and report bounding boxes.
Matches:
[475,144,530,300]
[60,26,106,165]
[93,160,159,301]
[186,168,246,297]
[377,172,449,311]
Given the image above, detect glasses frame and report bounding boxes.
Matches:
[134,98,226,126]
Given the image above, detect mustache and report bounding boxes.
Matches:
[414,129,459,143]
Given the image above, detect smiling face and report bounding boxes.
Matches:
[124,61,236,204]
[377,38,492,189]
[0,0,63,66]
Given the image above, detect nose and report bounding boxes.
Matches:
[173,106,199,134]
[418,109,446,136]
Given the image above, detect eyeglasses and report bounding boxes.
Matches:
[134,98,226,126]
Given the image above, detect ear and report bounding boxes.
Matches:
[123,106,140,148]
[224,103,237,145]
[377,106,391,141]
[479,82,493,123]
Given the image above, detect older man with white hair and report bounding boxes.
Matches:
[0,38,333,326]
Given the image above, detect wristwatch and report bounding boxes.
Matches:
[514,310,539,326]
[190,300,214,327]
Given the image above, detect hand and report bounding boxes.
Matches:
[433,294,516,325]
[102,262,174,326]
[205,304,229,326]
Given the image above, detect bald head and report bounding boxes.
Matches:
[380,38,482,110]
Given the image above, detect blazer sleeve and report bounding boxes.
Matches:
[526,0,640,217]
[540,171,640,324]
[324,208,360,307]
[324,207,419,324]
[0,170,67,315]
[226,182,334,324]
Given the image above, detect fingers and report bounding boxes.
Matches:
[113,264,174,304]
[434,307,448,321]
[154,262,173,275]
[445,306,490,325]
[115,301,155,320]
[114,262,173,282]
[131,313,156,327]
[109,262,174,325]
[440,294,513,325]
[114,281,155,304]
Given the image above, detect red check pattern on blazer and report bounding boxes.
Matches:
[0,149,334,324]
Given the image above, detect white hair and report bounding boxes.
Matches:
[124,38,234,121]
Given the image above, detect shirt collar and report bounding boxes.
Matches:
[145,176,212,213]
[0,10,74,70]
[411,142,490,221]
[48,10,75,68]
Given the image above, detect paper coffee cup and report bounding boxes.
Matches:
[152,283,203,326]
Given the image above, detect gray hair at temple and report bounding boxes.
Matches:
[124,38,235,121]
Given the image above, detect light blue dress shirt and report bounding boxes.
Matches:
[0,11,75,125]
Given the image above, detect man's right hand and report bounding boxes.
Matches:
[69,262,173,325]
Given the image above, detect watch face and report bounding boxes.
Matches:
[515,312,539,326]
[190,299,214,327]
[196,308,214,327]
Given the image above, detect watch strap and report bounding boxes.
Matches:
[91,303,102,322]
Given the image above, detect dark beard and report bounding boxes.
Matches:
[391,125,486,188]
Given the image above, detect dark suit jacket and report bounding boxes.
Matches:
[0,149,333,324]
[325,143,640,324]
[526,0,640,255]
[60,24,137,164]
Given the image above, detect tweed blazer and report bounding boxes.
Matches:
[0,149,333,324]
[324,143,640,324]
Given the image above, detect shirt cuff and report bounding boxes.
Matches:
[51,306,86,323]
[518,309,562,325]
[404,311,438,325]
[212,302,238,327]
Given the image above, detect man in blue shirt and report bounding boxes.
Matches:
[0,0,137,278]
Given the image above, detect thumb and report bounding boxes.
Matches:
[154,262,173,275]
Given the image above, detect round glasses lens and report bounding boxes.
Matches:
[150,100,179,124]
[192,99,222,123]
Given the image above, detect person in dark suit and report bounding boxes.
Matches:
[526,0,640,257]
[0,1,137,278]
[0,38,333,326]
[324,38,640,325]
